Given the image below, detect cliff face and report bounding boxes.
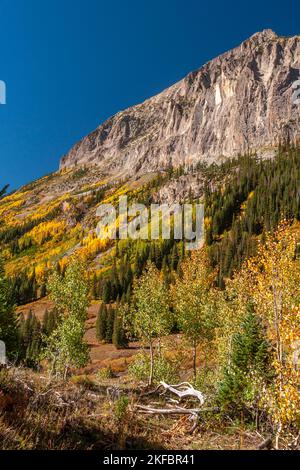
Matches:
[60,30,300,176]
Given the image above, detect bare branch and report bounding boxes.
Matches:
[157,381,205,405]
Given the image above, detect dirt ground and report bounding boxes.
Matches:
[16,298,206,379]
[16,298,140,375]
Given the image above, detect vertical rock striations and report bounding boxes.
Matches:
[60,30,300,176]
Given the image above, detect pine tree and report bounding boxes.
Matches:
[102,281,112,303]
[125,285,131,304]
[105,305,115,343]
[25,315,42,368]
[92,273,98,299]
[217,302,271,413]
[42,309,49,334]
[19,310,33,358]
[134,254,143,277]
[112,310,128,349]
[0,184,9,199]
[0,255,18,360]
[96,303,107,342]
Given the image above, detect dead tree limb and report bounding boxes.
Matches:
[136,404,200,416]
[157,381,205,405]
[136,404,217,415]
[135,381,209,433]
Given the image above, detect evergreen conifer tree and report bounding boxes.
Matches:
[105,305,115,343]
[0,256,18,360]
[96,303,107,342]
[112,310,128,349]
[217,302,271,413]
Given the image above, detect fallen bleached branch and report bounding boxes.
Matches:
[136,404,200,416]
[135,381,208,433]
[158,381,205,405]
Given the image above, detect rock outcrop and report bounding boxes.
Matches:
[60,30,300,176]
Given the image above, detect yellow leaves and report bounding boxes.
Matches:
[281,306,300,345]
[19,220,67,247]
[264,363,300,426]
[58,257,68,273]
[0,189,29,206]
[75,233,110,261]
[0,198,24,217]
[204,216,212,229]
[178,247,215,286]
[5,225,83,277]
[34,263,48,282]
[173,248,219,350]
[80,179,107,193]
[231,221,300,428]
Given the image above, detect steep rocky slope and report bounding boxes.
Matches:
[60,29,300,176]
[1,30,300,304]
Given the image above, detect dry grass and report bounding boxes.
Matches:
[0,367,162,450]
[0,367,268,450]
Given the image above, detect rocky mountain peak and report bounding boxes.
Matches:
[248,29,277,42]
[60,30,300,177]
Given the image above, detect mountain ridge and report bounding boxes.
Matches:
[60,29,300,176]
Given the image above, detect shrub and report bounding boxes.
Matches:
[97,365,114,381]
[193,368,217,397]
[128,352,179,384]
[71,374,95,390]
[114,395,129,421]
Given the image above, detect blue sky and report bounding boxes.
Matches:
[0,0,299,190]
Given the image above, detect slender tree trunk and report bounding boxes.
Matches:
[275,423,282,450]
[157,338,161,358]
[50,356,57,378]
[149,341,154,386]
[239,410,244,449]
[193,341,197,379]
[271,270,283,388]
[63,364,69,381]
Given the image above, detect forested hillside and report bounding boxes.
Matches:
[0,146,298,302]
[0,146,299,449]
